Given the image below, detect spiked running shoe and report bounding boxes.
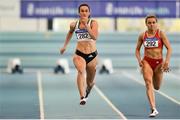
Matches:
[80,97,86,105]
[149,108,159,117]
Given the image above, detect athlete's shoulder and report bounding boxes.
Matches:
[159,29,168,40]
[139,31,145,39]
[157,29,165,37]
[69,20,78,32]
[70,21,77,28]
[91,19,98,24]
[91,19,97,22]
[159,29,165,35]
[89,19,98,29]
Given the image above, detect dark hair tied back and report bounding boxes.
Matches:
[78,3,90,13]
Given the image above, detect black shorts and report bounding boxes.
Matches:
[75,50,98,64]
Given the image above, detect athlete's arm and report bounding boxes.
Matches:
[135,33,144,67]
[160,31,172,71]
[82,19,98,40]
[60,22,76,54]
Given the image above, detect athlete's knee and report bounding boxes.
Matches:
[153,78,161,90]
[144,79,153,89]
[87,81,95,88]
[86,75,95,85]
[77,69,85,76]
[87,79,95,84]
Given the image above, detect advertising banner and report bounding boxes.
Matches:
[21,0,178,18]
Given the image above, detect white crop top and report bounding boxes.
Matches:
[74,19,94,42]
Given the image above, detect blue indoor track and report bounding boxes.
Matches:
[0,69,179,119]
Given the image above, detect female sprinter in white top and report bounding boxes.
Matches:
[60,3,98,105]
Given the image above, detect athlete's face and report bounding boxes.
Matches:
[79,6,90,19]
[146,17,157,31]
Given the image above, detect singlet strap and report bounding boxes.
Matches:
[155,29,160,38]
[143,31,147,40]
[87,19,92,26]
[75,20,80,29]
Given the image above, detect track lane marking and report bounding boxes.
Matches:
[121,71,180,106]
[37,71,45,119]
[94,85,127,120]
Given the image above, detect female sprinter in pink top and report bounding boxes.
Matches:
[60,3,98,105]
[135,14,172,117]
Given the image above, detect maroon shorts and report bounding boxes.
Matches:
[143,56,163,70]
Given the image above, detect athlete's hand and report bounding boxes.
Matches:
[138,60,143,68]
[60,47,66,55]
[161,61,170,72]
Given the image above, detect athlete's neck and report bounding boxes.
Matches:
[147,29,157,35]
[80,18,89,23]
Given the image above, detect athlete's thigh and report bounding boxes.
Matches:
[153,64,163,87]
[86,57,97,76]
[86,56,98,69]
[142,60,153,81]
[73,54,86,71]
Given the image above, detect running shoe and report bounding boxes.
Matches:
[80,97,86,105]
[149,108,159,117]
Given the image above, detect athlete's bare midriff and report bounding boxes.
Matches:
[76,41,97,54]
[145,48,163,59]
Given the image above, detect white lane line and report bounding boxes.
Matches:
[37,71,45,119]
[94,85,127,120]
[121,71,180,106]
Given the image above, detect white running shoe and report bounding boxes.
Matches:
[149,108,159,117]
[80,97,86,105]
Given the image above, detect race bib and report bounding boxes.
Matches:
[76,29,91,40]
[144,38,158,48]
